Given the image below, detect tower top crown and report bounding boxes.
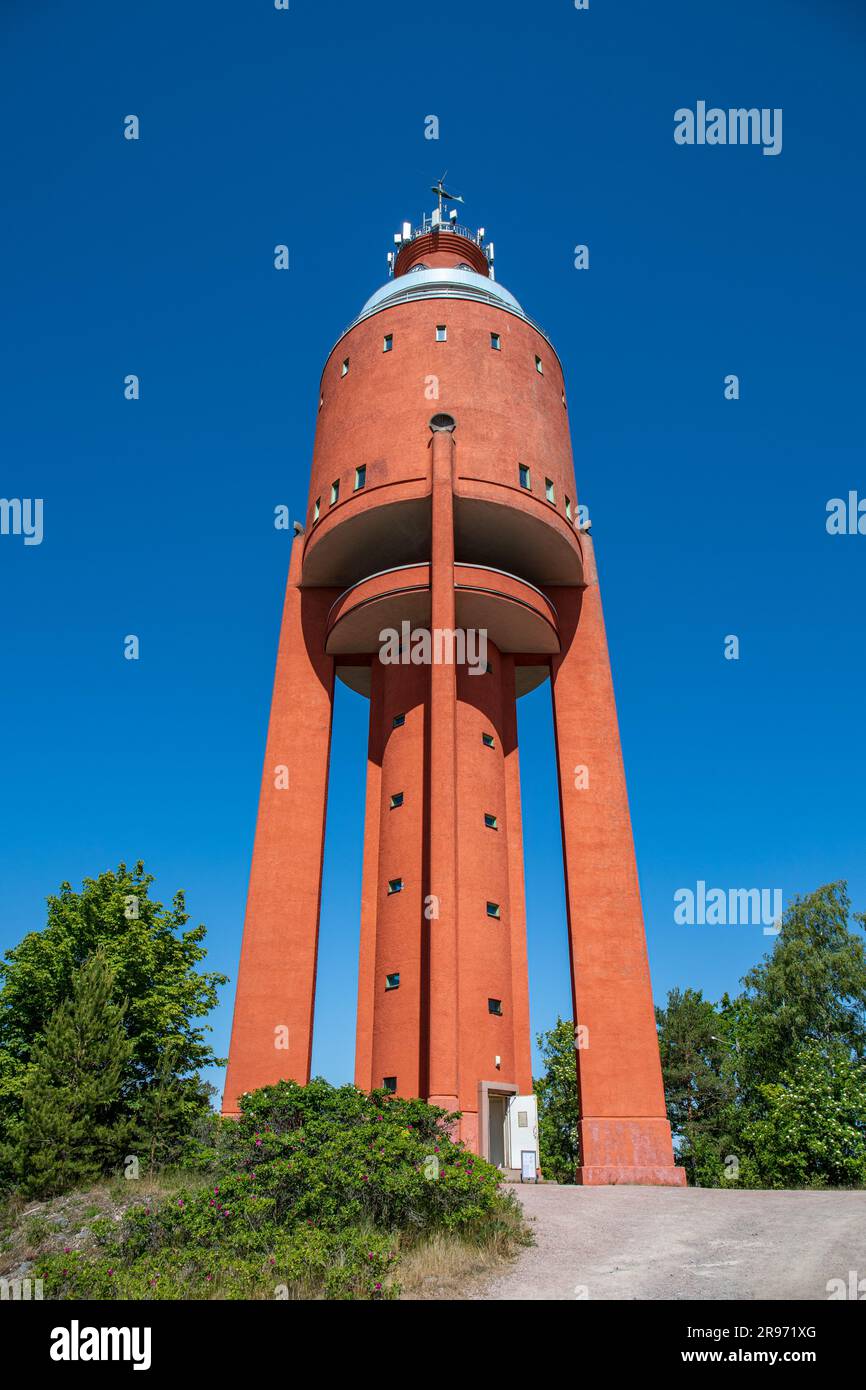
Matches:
[388,183,495,280]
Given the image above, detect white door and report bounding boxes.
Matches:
[506,1094,538,1174]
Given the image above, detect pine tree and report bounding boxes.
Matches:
[133,1042,207,1175]
[655,987,736,1185]
[8,952,133,1196]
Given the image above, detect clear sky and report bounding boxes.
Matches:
[2,0,864,1100]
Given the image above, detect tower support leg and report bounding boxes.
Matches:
[549,540,685,1185]
[222,537,334,1115]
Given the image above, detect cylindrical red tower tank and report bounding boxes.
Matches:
[222,206,685,1185]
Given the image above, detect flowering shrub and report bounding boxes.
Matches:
[742,1043,866,1189]
[36,1080,514,1299]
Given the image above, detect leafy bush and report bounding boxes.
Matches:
[742,1042,866,1189]
[35,1079,515,1300]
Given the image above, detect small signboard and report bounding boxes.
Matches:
[520,1149,537,1183]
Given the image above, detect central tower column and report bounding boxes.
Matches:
[426,421,460,1116]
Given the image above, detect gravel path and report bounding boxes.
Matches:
[469,1184,866,1300]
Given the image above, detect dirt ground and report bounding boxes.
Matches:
[464,1184,866,1301]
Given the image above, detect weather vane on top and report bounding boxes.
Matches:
[431,173,465,221]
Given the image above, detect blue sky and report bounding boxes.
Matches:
[2,0,864,1098]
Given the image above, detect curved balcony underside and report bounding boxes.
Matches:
[325,562,558,699]
[303,486,583,591]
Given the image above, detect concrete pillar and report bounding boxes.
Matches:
[353,658,384,1091]
[549,537,685,1185]
[221,536,334,1114]
[426,426,460,1114]
[502,655,534,1096]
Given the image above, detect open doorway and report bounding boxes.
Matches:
[488,1094,507,1167]
[479,1080,518,1168]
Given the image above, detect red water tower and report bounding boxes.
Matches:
[223,193,684,1184]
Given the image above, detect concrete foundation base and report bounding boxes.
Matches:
[576,1164,687,1187]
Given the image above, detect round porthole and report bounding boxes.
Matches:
[429,413,456,432]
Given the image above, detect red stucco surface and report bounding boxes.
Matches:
[222,228,684,1184]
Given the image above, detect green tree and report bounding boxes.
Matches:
[533,1016,580,1183]
[134,1042,215,1176]
[730,881,866,1100]
[655,987,736,1185]
[657,883,866,1188]
[743,1041,866,1189]
[5,953,133,1196]
[0,863,227,1162]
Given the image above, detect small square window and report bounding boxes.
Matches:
[565,496,573,521]
[545,478,555,504]
[561,390,567,407]
[387,878,403,895]
[519,464,531,490]
[341,358,349,377]
[389,792,404,809]
[486,901,500,919]
[482,732,495,748]
[313,497,320,523]
[354,465,366,490]
[488,998,503,1016]
[535,356,544,375]
[436,325,447,342]
[330,479,340,505]
[393,713,405,729]
[383,1076,397,1093]
[484,813,498,830]
[385,972,400,991]
[490,332,501,351]
[383,334,393,353]
[319,394,324,411]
